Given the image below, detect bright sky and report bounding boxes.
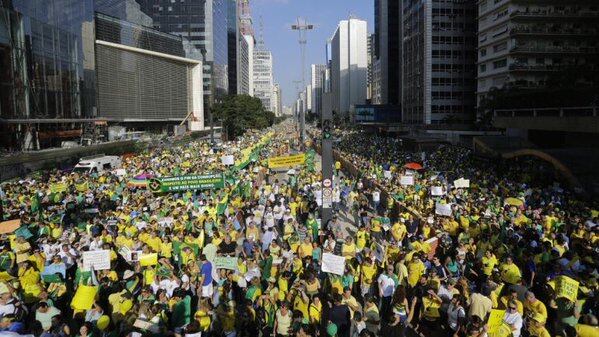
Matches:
[251,0,374,107]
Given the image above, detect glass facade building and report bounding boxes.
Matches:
[136,0,229,101]
[0,0,96,150]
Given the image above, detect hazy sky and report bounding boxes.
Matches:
[251,0,374,107]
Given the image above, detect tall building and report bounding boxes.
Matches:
[0,0,97,151]
[310,64,326,115]
[227,0,239,95]
[401,0,477,125]
[238,0,253,36]
[374,0,401,105]
[273,84,282,117]
[477,1,599,107]
[136,0,229,102]
[95,0,153,26]
[237,34,251,95]
[330,18,368,115]
[253,47,274,111]
[244,35,255,96]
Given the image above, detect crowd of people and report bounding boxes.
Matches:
[0,122,595,337]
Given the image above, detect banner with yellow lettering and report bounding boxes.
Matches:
[268,153,306,169]
[50,183,68,193]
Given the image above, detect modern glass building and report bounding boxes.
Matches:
[0,0,96,150]
[136,0,229,103]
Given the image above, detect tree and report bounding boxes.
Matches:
[212,95,276,139]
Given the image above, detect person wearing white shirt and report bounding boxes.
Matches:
[377,265,397,319]
[503,300,523,337]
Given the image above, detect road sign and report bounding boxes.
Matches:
[323,187,333,208]
[323,178,332,188]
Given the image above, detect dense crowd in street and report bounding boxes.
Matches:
[0,122,596,337]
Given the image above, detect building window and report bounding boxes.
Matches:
[479,64,487,73]
[480,48,487,57]
[479,0,487,12]
[493,59,507,69]
[493,42,507,52]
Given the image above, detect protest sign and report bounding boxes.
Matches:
[383,171,392,180]
[268,153,306,169]
[431,186,445,196]
[435,203,453,216]
[453,178,470,188]
[0,219,21,234]
[555,275,579,302]
[71,285,98,311]
[221,155,235,166]
[487,309,506,335]
[425,237,439,260]
[203,244,217,262]
[75,182,89,192]
[148,174,225,193]
[321,253,345,275]
[214,256,238,270]
[374,242,386,263]
[113,169,127,176]
[400,175,414,186]
[82,250,111,271]
[50,183,67,193]
[42,264,67,279]
[139,253,158,267]
[133,319,160,333]
[14,226,32,239]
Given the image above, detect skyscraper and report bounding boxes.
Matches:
[136,0,229,102]
[310,64,326,115]
[227,0,239,95]
[401,0,477,125]
[329,18,368,115]
[253,47,274,111]
[374,0,401,105]
[273,84,282,117]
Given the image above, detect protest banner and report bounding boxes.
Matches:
[555,275,579,302]
[50,183,67,193]
[453,178,470,188]
[148,173,225,193]
[400,175,414,186]
[82,250,111,271]
[321,253,345,276]
[202,244,218,262]
[487,309,506,335]
[75,182,89,192]
[431,186,445,196]
[42,264,67,279]
[214,256,238,270]
[139,253,158,267]
[71,285,98,311]
[268,153,306,169]
[221,155,235,166]
[435,203,453,216]
[0,219,21,235]
[374,242,386,263]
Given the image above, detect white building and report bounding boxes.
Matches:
[310,64,326,115]
[253,47,274,111]
[330,18,368,115]
[273,84,282,117]
[244,34,255,96]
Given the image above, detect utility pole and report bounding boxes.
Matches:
[321,107,333,226]
[291,17,314,147]
[292,80,302,136]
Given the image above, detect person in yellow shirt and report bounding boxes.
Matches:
[499,256,521,285]
[341,237,356,261]
[355,227,368,251]
[482,250,498,277]
[308,296,322,324]
[297,237,313,259]
[360,258,377,297]
[407,255,426,288]
[499,289,524,314]
[524,291,547,322]
[528,313,551,337]
[391,221,407,243]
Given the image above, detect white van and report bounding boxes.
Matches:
[73,155,122,174]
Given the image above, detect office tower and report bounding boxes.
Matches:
[401,0,477,125]
[310,64,327,115]
[253,48,274,112]
[329,18,368,115]
[374,0,401,105]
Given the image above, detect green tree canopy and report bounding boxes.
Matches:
[213,95,276,139]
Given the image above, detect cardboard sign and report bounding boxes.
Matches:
[42,263,67,279]
[435,203,452,217]
[453,178,470,188]
[0,219,21,235]
[374,242,386,263]
[555,275,579,302]
[221,155,235,166]
[82,250,111,271]
[267,153,306,169]
[71,285,98,311]
[487,309,506,335]
[321,253,345,276]
[139,253,158,267]
[431,186,445,196]
[400,175,414,186]
[148,174,225,193]
[214,256,238,270]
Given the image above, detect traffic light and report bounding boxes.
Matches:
[322,119,332,140]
